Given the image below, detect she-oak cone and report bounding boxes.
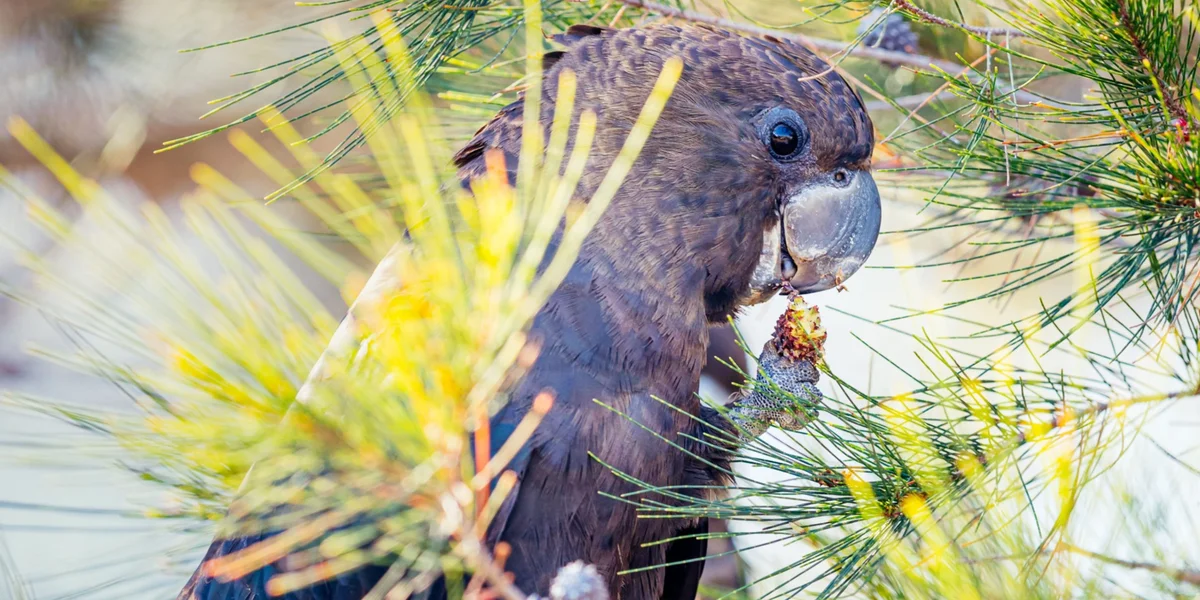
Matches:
[770,295,827,364]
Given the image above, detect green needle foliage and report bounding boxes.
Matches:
[879,0,1200,346]
[657,1,1200,598]
[1,2,683,595]
[608,319,1198,598]
[162,0,637,191]
[581,0,1200,598]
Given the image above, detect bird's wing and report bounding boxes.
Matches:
[452,99,524,184]
[177,252,408,600]
[478,417,536,547]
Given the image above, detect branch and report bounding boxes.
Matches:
[892,0,1027,38]
[609,0,962,72]
[1060,542,1200,586]
[864,88,1077,112]
[1113,0,1188,123]
[457,535,528,600]
[1004,387,1198,449]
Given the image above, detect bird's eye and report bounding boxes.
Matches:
[770,123,800,157]
[756,107,809,162]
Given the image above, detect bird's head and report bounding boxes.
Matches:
[547,24,880,321]
[462,23,881,323]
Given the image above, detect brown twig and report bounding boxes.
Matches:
[1059,541,1200,586]
[474,405,492,519]
[865,89,1076,112]
[457,527,528,600]
[892,0,1027,38]
[608,0,962,72]
[1114,0,1188,123]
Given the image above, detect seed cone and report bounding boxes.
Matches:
[858,8,921,54]
[770,295,826,364]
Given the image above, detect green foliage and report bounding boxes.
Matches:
[881,0,1200,344]
[685,1,1200,597]
[0,535,33,600]
[160,0,638,190]
[584,1,1200,598]
[606,316,1196,598]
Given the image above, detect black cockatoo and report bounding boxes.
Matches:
[180,23,879,600]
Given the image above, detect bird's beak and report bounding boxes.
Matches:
[746,170,881,303]
[781,170,882,293]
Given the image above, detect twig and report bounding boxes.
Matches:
[456,526,528,600]
[892,0,1027,38]
[865,89,1075,112]
[1059,542,1200,586]
[1114,0,1188,123]
[609,0,962,72]
[1008,387,1198,448]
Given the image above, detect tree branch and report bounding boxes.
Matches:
[891,0,1027,38]
[1113,0,1188,123]
[1060,542,1200,586]
[864,88,1077,112]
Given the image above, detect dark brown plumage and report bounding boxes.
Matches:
[179,22,877,600]
[452,23,874,599]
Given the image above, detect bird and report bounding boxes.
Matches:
[179,22,880,600]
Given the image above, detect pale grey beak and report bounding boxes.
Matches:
[747,170,881,302]
[782,170,881,293]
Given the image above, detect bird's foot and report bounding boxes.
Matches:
[726,350,821,438]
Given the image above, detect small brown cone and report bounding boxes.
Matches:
[770,295,826,364]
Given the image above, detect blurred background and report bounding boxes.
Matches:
[2,1,1198,599]
[0,1,349,596]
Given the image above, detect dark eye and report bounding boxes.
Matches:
[756,107,809,161]
[770,123,800,157]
